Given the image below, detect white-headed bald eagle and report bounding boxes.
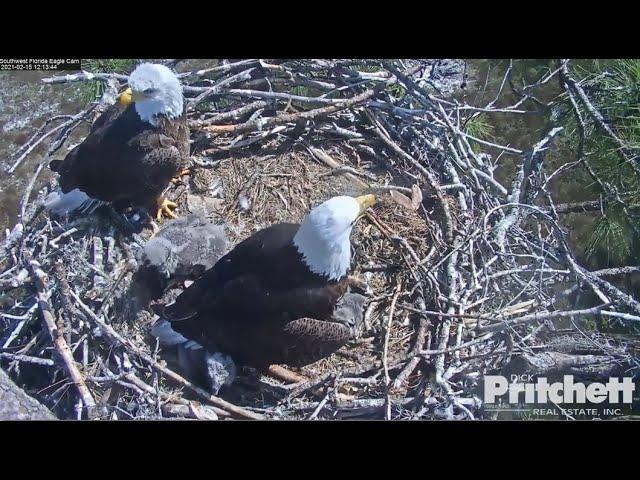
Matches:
[47,63,189,220]
[153,194,376,370]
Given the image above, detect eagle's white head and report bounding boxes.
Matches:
[121,63,183,126]
[293,194,376,281]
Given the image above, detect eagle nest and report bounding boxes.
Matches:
[1,59,639,420]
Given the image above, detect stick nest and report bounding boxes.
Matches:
[2,59,639,420]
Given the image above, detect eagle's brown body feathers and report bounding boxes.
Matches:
[51,102,189,212]
[163,223,354,368]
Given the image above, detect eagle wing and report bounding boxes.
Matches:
[219,274,346,319]
[279,317,354,367]
[51,105,187,209]
[164,223,346,322]
[162,222,351,368]
[163,224,301,320]
[276,293,366,366]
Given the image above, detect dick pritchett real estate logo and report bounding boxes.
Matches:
[483,374,637,418]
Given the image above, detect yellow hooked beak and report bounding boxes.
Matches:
[118,88,148,106]
[355,194,376,215]
[118,87,134,106]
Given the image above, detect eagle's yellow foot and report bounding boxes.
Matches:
[155,198,178,220]
[170,168,192,185]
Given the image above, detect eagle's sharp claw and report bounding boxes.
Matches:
[156,198,178,220]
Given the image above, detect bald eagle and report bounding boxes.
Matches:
[154,194,376,370]
[48,63,189,220]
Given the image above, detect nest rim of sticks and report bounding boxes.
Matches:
[1,59,639,421]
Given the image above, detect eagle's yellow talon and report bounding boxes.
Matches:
[156,198,178,221]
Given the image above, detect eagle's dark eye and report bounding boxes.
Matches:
[144,87,156,94]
